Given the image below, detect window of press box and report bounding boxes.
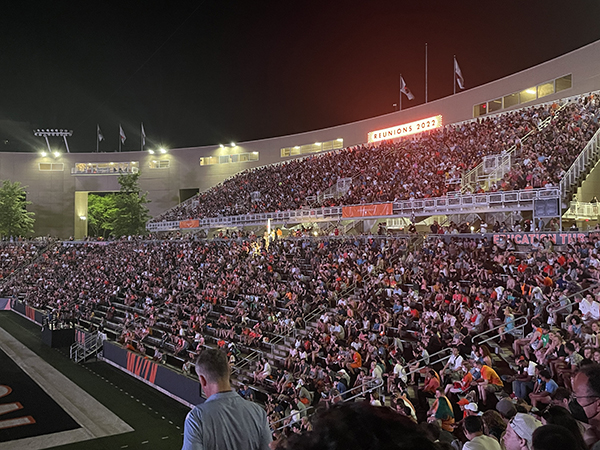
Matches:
[555,74,572,92]
[39,163,64,171]
[537,82,555,99]
[519,87,537,103]
[281,138,344,157]
[200,152,258,166]
[473,103,487,117]
[488,98,502,113]
[149,160,170,169]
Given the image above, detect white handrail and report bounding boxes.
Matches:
[560,127,600,199]
[146,187,561,232]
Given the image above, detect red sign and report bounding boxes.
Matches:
[342,203,393,218]
[179,219,200,229]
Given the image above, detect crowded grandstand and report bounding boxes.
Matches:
[1,90,600,450]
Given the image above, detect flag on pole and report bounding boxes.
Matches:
[400,76,415,100]
[119,125,127,144]
[141,123,146,146]
[454,57,465,90]
[97,125,104,142]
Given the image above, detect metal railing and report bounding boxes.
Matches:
[563,201,600,220]
[399,316,530,383]
[272,378,384,432]
[232,304,327,375]
[473,315,529,346]
[70,331,104,363]
[147,187,562,232]
[546,283,599,317]
[461,99,572,193]
[560,127,600,200]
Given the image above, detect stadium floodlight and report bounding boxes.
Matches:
[53,151,60,158]
[34,128,73,153]
[148,149,155,154]
[230,142,236,147]
[40,151,47,157]
[159,148,167,154]
[219,144,225,148]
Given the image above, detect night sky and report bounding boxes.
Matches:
[1,1,600,153]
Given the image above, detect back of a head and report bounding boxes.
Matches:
[578,363,600,397]
[532,424,584,450]
[418,421,441,442]
[464,415,483,435]
[551,387,571,404]
[195,349,230,383]
[541,406,587,450]
[280,403,438,450]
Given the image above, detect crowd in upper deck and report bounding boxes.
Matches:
[153,93,600,224]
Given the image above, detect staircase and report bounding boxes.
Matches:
[560,126,600,203]
[70,331,104,363]
[461,101,570,193]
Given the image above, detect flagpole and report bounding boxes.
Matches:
[425,43,428,103]
[141,122,143,152]
[453,55,456,95]
[96,125,99,153]
[399,74,402,111]
[119,124,121,153]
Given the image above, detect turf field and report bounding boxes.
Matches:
[0,311,191,450]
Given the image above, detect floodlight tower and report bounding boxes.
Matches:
[34,129,73,153]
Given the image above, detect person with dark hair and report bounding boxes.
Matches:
[474,360,503,405]
[540,405,588,450]
[529,370,558,408]
[573,363,600,448]
[482,410,507,442]
[182,349,272,450]
[463,415,502,450]
[427,387,454,432]
[532,424,586,450]
[279,402,439,450]
[550,386,589,424]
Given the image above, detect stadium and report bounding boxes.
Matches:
[3,12,600,450]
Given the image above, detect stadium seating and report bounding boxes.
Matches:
[152,93,600,224]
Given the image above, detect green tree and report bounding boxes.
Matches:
[87,193,118,238]
[0,180,35,237]
[111,172,150,236]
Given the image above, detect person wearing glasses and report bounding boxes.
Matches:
[572,363,600,449]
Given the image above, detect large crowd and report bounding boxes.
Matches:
[3,93,600,450]
[3,230,600,449]
[153,92,599,224]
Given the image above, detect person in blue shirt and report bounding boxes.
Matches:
[529,369,559,408]
[182,349,272,450]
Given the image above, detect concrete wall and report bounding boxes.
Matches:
[2,40,600,238]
